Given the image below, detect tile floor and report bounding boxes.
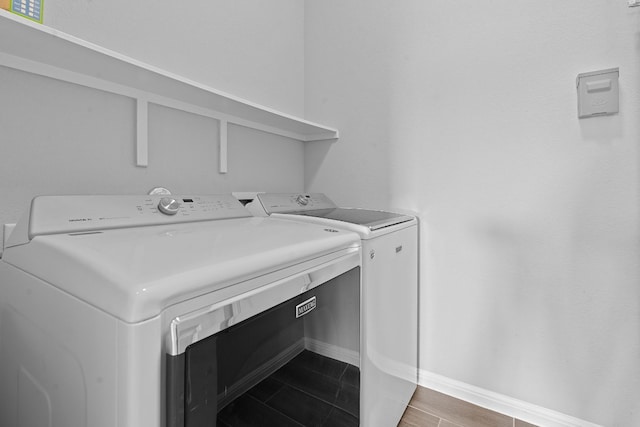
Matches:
[217,350,359,427]
[399,387,538,427]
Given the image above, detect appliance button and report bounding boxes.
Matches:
[296,195,309,206]
[158,197,181,215]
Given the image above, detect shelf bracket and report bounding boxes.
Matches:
[219,119,228,174]
[136,98,149,167]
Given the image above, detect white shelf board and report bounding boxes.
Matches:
[0,10,338,144]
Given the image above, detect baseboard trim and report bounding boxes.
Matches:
[304,337,360,367]
[217,339,360,411]
[218,340,305,410]
[418,369,603,427]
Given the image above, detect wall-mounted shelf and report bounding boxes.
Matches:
[0,11,339,172]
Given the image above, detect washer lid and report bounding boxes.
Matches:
[2,216,360,323]
[254,193,414,231]
[292,208,414,231]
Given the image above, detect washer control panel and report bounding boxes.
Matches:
[257,193,337,214]
[23,194,251,239]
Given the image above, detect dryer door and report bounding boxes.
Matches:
[165,268,361,427]
[166,337,218,427]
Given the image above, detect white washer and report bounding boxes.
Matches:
[0,194,362,427]
[243,192,418,427]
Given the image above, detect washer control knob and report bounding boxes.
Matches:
[158,197,180,215]
[296,195,309,206]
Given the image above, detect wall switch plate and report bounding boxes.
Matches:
[577,68,619,119]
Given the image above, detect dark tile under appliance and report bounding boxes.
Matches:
[246,376,285,403]
[218,350,359,427]
[217,394,302,427]
[341,365,360,389]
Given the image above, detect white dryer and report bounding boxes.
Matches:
[242,193,418,427]
[0,194,362,427]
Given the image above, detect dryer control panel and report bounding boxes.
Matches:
[6,194,251,247]
[257,193,337,214]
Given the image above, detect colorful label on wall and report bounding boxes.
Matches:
[10,0,43,23]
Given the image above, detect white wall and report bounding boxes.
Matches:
[305,1,639,426]
[45,0,305,116]
[0,1,306,244]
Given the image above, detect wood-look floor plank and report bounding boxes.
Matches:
[515,419,538,427]
[438,420,465,427]
[398,405,440,427]
[408,387,513,427]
